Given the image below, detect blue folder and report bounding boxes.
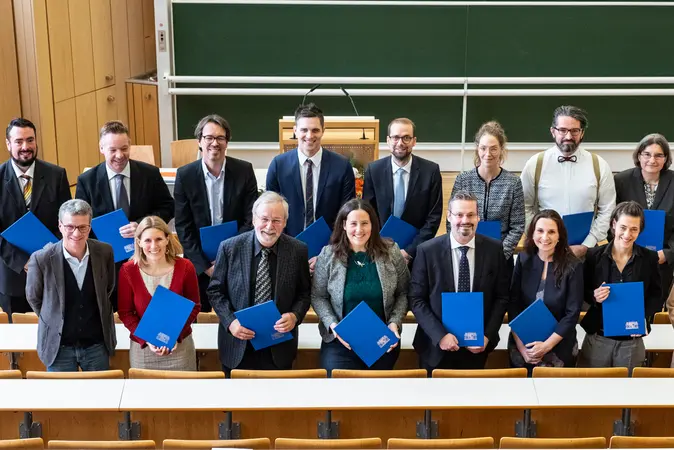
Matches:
[90,209,134,263]
[380,215,419,250]
[200,220,237,262]
[133,285,196,349]
[602,282,646,337]
[1,211,58,254]
[295,216,331,258]
[333,301,399,367]
[441,292,484,347]
[635,209,666,251]
[508,298,558,346]
[476,221,502,241]
[562,211,594,246]
[234,300,293,350]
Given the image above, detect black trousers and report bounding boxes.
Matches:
[421,348,489,376]
[222,342,290,376]
[198,272,213,312]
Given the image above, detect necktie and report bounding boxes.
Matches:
[254,248,272,305]
[457,246,471,292]
[115,173,131,217]
[20,174,32,207]
[557,155,578,163]
[393,168,405,218]
[305,160,315,228]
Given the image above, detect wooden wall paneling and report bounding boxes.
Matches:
[110,0,130,126]
[68,0,96,96]
[142,0,156,72]
[14,0,37,124]
[0,0,22,163]
[54,99,80,182]
[75,92,100,172]
[96,85,119,163]
[90,0,115,90]
[141,84,159,163]
[126,82,136,142]
[45,0,74,103]
[127,0,145,77]
[132,83,145,144]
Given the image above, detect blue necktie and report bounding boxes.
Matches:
[457,246,471,292]
[393,168,405,218]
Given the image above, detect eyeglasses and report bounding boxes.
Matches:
[553,127,583,137]
[450,212,478,220]
[256,217,284,226]
[640,151,666,161]
[61,224,91,234]
[388,135,414,144]
[201,135,227,144]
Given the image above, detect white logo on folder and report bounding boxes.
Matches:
[271,331,285,340]
[156,332,170,344]
[124,243,134,253]
[464,332,477,341]
[625,321,639,330]
[377,335,390,348]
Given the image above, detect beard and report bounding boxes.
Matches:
[557,139,580,155]
[12,145,38,168]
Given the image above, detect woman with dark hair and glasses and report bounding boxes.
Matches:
[615,133,674,309]
[508,209,583,370]
[311,199,410,374]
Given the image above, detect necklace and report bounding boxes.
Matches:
[353,252,368,267]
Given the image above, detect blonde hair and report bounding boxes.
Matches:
[473,121,507,167]
[132,216,183,266]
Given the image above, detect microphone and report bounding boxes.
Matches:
[292,84,322,140]
[340,87,366,140]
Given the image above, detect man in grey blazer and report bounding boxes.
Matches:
[208,191,311,372]
[26,199,116,372]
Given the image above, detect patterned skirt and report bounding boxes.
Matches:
[129,333,197,371]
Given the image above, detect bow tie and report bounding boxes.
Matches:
[558,155,577,163]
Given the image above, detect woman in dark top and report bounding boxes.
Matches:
[614,134,674,309]
[311,199,410,374]
[509,209,583,370]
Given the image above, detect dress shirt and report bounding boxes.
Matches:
[450,233,476,292]
[202,158,226,225]
[105,163,131,210]
[391,156,412,196]
[249,236,278,306]
[521,146,616,248]
[62,242,90,290]
[298,148,322,218]
[11,160,35,193]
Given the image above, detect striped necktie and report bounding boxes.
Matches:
[20,174,32,207]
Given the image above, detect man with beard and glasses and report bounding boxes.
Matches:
[521,105,616,258]
[409,192,509,372]
[0,118,71,317]
[363,118,442,264]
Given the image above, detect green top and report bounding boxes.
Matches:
[342,251,385,321]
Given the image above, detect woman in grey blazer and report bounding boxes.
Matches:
[312,199,410,375]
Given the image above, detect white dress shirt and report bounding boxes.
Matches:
[11,160,35,193]
[202,159,226,225]
[520,146,616,248]
[450,233,476,292]
[391,156,412,197]
[63,242,90,290]
[298,148,323,219]
[105,163,131,210]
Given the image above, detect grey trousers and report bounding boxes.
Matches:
[577,333,645,374]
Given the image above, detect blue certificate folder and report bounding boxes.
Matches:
[1,211,58,254]
[200,220,237,262]
[334,301,399,367]
[635,209,666,251]
[296,216,331,258]
[380,215,419,249]
[602,282,646,337]
[508,298,558,346]
[234,300,292,350]
[133,285,196,349]
[563,211,594,246]
[90,209,134,262]
[441,292,484,347]
[477,221,501,241]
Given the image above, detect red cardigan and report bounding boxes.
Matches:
[118,257,201,346]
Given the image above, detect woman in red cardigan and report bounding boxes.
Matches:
[118,216,200,370]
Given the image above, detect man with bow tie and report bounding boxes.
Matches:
[521,105,616,258]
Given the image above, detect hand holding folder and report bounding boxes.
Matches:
[234,301,293,350]
[508,298,558,346]
[602,282,646,337]
[295,217,332,259]
[90,209,135,262]
[200,220,238,262]
[1,211,58,255]
[133,285,197,350]
[441,292,485,347]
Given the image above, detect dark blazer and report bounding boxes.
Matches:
[363,155,443,258]
[409,234,509,368]
[0,159,70,296]
[75,160,174,224]
[207,231,312,369]
[582,242,661,335]
[26,239,116,367]
[265,149,355,237]
[174,158,258,275]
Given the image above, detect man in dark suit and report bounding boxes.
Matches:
[409,192,510,372]
[207,191,311,372]
[363,117,442,264]
[175,114,258,311]
[266,103,355,271]
[0,118,71,317]
[26,199,116,371]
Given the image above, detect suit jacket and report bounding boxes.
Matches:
[0,159,71,296]
[207,231,311,369]
[75,160,174,225]
[409,234,509,368]
[26,239,116,367]
[265,149,355,237]
[311,242,410,342]
[582,242,661,335]
[174,158,258,275]
[363,155,443,258]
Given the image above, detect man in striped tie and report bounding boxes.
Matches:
[0,118,71,317]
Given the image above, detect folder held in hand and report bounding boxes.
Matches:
[133,285,197,349]
[508,298,558,346]
[200,220,238,262]
[90,209,134,262]
[295,216,331,259]
[1,211,58,254]
[635,209,665,251]
[476,221,502,241]
[441,292,485,347]
[234,301,293,350]
[333,301,399,367]
[562,211,594,246]
[380,215,419,250]
[602,282,646,337]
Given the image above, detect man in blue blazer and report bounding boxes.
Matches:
[266,103,355,269]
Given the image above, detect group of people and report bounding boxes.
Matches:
[1,101,672,375]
